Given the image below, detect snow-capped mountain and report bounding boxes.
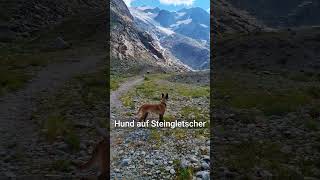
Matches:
[154,7,210,41]
[129,6,210,70]
[110,1,190,73]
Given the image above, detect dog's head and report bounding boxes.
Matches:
[161,93,168,103]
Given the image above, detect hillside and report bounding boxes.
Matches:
[130,6,210,70]
[0,0,105,40]
[0,1,108,178]
[215,27,320,73]
[212,0,265,36]
[110,0,189,74]
[213,18,320,180]
[226,0,320,27]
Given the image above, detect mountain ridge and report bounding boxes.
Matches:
[110,0,190,74]
[130,6,210,70]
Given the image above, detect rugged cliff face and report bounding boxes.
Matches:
[110,0,189,74]
[130,6,210,70]
[212,0,265,36]
[0,0,105,37]
[225,0,320,27]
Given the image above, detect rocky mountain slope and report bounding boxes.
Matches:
[0,0,105,40]
[130,6,210,70]
[226,0,320,27]
[161,34,210,70]
[154,7,210,41]
[213,0,265,36]
[212,1,320,178]
[0,0,109,178]
[214,27,320,73]
[110,0,190,74]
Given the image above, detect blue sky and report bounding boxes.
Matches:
[124,0,210,11]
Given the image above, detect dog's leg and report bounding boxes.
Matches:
[143,113,149,122]
[159,114,163,122]
[138,113,144,122]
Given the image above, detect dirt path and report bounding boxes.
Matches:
[110,76,144,111]
[0,55,105,163]
[110,76,143,172]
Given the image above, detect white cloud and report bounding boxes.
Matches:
[159,0,195,6]
[123,0,134,7]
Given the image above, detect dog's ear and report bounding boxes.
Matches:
[162,93,164,98]
[165,93,168,100]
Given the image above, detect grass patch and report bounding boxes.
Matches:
[306,85,320,99]
[176,167,194,180]
[51,159,72,172]
[214,74,313,116]
[220,140,307,178]
[176,84,209,98]
[305,118,319,131]
[180,106,209,122]
[172,129,187,140]
[38,70,106,146]
[135,79,169,100]
[43,115,80,150]
[235,109,263,124]
[110,75,127,91]
[163,114,175,122]
[135,74,209,100]
[0,67,29,95]
[65,131,80,151]
[75,70,107,106]
[44,115,71,141]
[172,159,193,180]
[149,129,162,147]
[0,53,50,95]
[121,93,135,109]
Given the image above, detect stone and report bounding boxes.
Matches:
[146,161,154,166]
[120,158,130,166]
[189,155,199,163]
[165,166,172,171]
[0,26,16,42]
[201,162,210,170]
[202,155,210,162]
[170,169,176,175]
[196,171,209,180]
[50,37,70,49]
[280,145,292,154]
[4,171,16,178]
[180,159,190,168]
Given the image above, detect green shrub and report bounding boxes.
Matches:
[305,118,319,131]
[65,131,80,151]
[176,167,193,180]
[121,93,134,109]
[44,115,70,141]
[51,160,72,172]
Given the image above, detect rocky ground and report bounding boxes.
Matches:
[0,52,107,178]
[110,73,210,179]
[212,69,320,179]
[0,7,109,178]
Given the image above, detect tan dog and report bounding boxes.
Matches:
[79,128,109,179]
[136,93,168,122]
